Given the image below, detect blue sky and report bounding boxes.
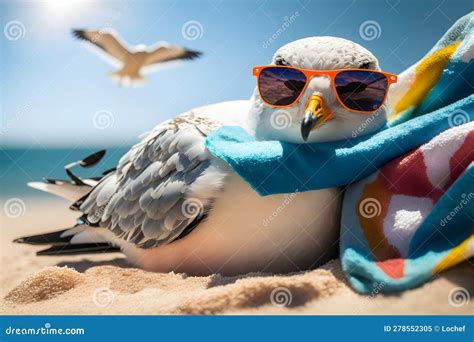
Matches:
[1,0,472,147]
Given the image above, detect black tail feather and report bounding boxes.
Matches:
[80,150,106,167]
[64,149,107,185]
[14,227,121,256]
[14,229,73,246]
[37,243,120,256]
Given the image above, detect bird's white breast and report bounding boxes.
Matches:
[179,171,342,275]
[121,170,341,275]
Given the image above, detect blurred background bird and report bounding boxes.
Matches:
[72,28,202,86]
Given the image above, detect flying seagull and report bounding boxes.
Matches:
[72,28,202,86]
[16,37,388,276]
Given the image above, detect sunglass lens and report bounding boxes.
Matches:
[258,67,307,106]
[334,70,388,111]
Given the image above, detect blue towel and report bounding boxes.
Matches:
[206,95,474,196]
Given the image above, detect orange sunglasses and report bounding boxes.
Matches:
[253,65,397,113]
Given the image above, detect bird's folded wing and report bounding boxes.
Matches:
[76,113,226,249]
[72,29,130,64]
[144,45,202,66]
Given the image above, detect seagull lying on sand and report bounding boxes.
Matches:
[16,37,389,276]
[72,28,202,86]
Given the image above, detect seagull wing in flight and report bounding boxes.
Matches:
[143,44,202,66]
[72,29,131,65]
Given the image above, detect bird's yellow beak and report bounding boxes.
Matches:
[300,95,333,141]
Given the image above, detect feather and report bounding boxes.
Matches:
[36,243,119,256]
[144,45,202,66]
[27,180,91,202]
[71,113,226,249]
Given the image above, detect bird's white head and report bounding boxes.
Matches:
[248,37,391,143]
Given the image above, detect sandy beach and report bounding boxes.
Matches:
[1,197,472,315]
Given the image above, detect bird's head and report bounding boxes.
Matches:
[248,37,391,143]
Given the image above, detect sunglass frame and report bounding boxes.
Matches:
[252,65,398,113]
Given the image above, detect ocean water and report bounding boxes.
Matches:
[0,147,131,198]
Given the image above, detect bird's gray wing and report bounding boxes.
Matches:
[72,28,130,64]
[143,44,202,66]
[78,112,227,249]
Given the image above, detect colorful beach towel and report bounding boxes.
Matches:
[205,13,473,293]
[340,12,474,293]
[341,123,473,293]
